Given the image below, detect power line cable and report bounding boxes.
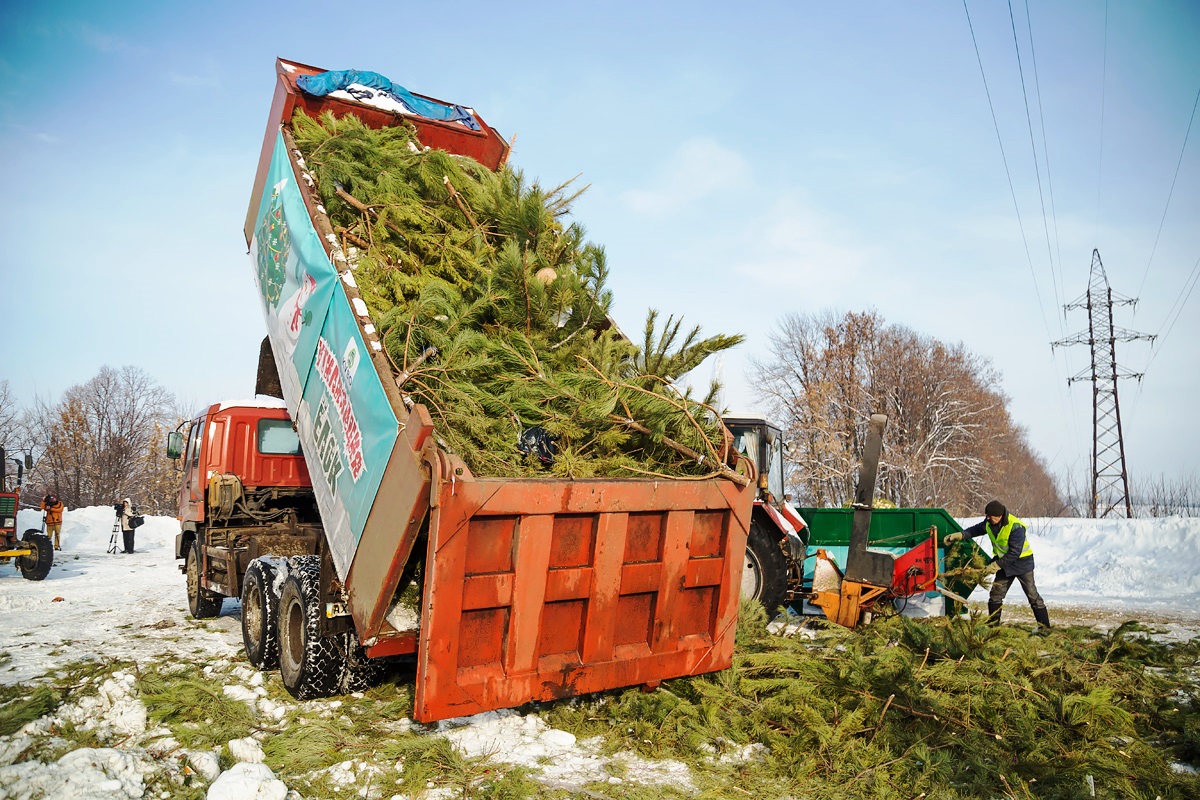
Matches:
[1146,251,1200,371]
[1094,0,1109,244]
[962,0,1054,343]
[1021,0,1082,459]
[1024,0,1067,323]
[1008,0,1063,336]
[1134,84,1200,305]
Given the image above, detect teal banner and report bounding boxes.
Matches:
[249,132,399,577]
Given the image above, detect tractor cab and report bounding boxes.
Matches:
[723,417,786,507]
[1,447,32,549]
[722,417,809,614]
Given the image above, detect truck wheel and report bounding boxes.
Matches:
[242,558,280,670]
[18,531,53,581]
[186,540,224,619]
[278,556,343,699]
[340,632,387,693]
[742,520,788,619]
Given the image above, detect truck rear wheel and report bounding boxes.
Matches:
[278,556,343,699]
[340,632,388,692]
[242,558,281,670]
[742,520,788,619]
[186,540,224,619]
[18,530,53,581]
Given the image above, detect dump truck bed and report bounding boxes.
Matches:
[245,58,754,721]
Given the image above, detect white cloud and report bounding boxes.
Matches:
[168,70,221,89]
[621,138,750,217]
[732,194,877,297]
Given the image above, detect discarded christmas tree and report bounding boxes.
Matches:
[291,110,745,479]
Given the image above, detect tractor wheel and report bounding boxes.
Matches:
[278,556,343,699]
[186,540,224,619]
[18,531,53,581]
[742,520,789,619]
[242,558,281,670]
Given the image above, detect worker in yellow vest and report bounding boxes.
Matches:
[945,500,1050,629]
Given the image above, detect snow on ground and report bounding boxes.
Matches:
[0,506,242,686]
[1,507,1198,799]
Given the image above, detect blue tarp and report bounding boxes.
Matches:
[296,69,480,131]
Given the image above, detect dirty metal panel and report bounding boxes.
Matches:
[344,405,436,643]
[413,477,753,723]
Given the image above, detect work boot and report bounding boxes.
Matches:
[1033,605,1051,629]
[987,601,1003,626]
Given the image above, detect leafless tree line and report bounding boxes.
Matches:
[0,370,186,515]
[751,310,1065,517]
[1057,465,1200,518]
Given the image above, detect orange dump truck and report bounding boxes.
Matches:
[168,58,754,723]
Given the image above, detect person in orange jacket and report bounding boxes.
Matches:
[40,493,64,550]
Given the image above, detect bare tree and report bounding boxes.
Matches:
[0,379,19,445]
[1130,472,1200,517]
[752,309,1064,515]
[27,366,174,510]
[0,379,35,492]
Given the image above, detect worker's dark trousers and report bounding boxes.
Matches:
[988,570,1049,627]
[122,530,135,554]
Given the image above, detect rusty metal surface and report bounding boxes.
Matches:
[344,405,437,644]
[413,475,753,722]
[246,57,510,246]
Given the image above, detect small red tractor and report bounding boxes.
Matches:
[0,447,53,581]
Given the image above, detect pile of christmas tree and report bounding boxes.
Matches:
[291,110,745,480]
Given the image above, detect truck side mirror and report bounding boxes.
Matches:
[166,431,184,460]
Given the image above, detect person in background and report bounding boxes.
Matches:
[114,498,137,554]
[41,493,64,550]
[944,500,1051,629]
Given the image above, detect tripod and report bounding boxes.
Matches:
[108,512,121,555]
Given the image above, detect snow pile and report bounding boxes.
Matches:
[0,669,151,799]
[1025,517,1200,609]
[440,709,696,791]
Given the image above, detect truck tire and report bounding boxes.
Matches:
[186,540,224,619]
[340,632,388,693]
[278,556,343,699]
[242,558,281,670]
[18,531,53,581]
[742,520,788,619]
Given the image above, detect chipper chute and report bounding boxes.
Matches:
[807,414,943,629]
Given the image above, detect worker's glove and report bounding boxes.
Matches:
[982,562,1001,576]
[943,532,963,543]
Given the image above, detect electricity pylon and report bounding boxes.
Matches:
[1052,249,1155,518]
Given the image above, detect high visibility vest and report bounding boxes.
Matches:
[988,515,1033,559]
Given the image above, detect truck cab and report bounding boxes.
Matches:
[167,398,322,615]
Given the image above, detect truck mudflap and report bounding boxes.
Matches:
[413,457,754,723]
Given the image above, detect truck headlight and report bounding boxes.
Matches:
[2,517,14,528]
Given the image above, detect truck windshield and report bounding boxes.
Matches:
[258,419,302,455]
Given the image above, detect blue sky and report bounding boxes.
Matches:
[2,1,1197,488]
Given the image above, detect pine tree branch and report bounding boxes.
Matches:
[442,175,479,229]
[335,186,408,243]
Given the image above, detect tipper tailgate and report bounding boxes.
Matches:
[414,463,753,722]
